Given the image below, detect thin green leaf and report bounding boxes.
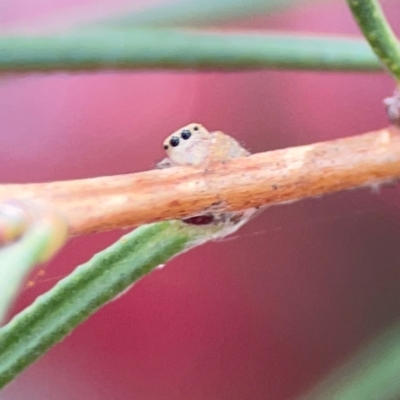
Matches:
[0,30,381,73]
[0,206,67,324]
[0,0,323,36]
[347,0,400,83]
[300,322,400,400]
[93,0,319,28]
[0,219,239,388]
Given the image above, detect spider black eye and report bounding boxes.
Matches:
[163,144,169,150]
[169,136,180,147]
[181,129,191,140]
[193,126,199,131]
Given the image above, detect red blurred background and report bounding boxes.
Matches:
[2,1,400,399]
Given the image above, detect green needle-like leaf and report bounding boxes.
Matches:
[347,0,400,83]
[0,206,67,324]
[0,223,53,323]
[0,30,381,73]
[94,0,318,28]
[0,219,237,388]
[300,322,400,400]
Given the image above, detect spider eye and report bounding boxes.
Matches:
[169,136,180,147]
[181,129,191,140]
[163,144,169,150]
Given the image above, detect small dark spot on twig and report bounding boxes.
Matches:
[182,215,214,225]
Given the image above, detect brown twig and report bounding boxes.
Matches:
[0,126,399,236]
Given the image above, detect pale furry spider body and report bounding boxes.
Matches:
[158,123,259,228]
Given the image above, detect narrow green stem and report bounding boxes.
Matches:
[94,0,299,28]
[300,322,400,400]
[0,222,56,324]
[0,0,306,34]
[0,30,380,73]
[0,220,210,388]
[0,204,67,324]
[347,0,400,82]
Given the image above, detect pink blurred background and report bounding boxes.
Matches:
[2,1,400,399]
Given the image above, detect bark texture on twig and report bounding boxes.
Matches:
[0,127,399,236]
